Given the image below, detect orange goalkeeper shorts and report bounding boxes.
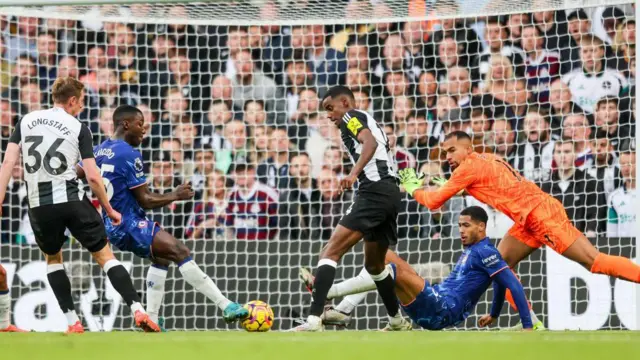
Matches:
[507,196,583,254]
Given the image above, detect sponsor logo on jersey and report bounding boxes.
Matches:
[138,220,147,228]
[347,117,363,136]
[482,254,499,266]
[95,148,115,159]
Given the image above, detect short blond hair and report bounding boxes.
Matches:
[51,77,84,104]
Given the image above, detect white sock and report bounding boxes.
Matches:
[530,309,540,324]
[335,293,367,314]
[178,259,231,310]
[65,311,80,326]
[131,302,144,314]
[0,291,10,329]
[328,267,375,299]
[145,265,168,324]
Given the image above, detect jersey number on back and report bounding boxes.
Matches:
[24,136,68,175]
[100,164,115,200]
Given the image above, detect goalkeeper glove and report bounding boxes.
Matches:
[430,176,464,196]
[398,168,425,196]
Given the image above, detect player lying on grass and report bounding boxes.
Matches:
[0,264,27,332]
[301,206,532,330]
[400,131,640,328]
[77,105,248,327]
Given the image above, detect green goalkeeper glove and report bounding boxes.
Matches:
[430,176,464,196]
[398,168,425,196]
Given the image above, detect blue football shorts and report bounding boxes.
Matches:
[105,216,161,259]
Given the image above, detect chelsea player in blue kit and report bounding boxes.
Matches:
[77,105,248,326]
[302,206,533,330]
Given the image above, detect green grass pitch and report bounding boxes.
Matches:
[1,331,639,360]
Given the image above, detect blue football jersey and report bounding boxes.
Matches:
[92,139,147,220]
[434,238,509,322]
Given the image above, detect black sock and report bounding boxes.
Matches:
[373,272,399,317]
[47,268,75,313]
[105,263,141,307]
[309,260,337,317]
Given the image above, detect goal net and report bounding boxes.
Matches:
[0,0,637,332]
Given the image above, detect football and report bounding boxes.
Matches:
[241,300,275,332]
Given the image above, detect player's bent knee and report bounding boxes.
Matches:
[45,252,64,265]
[91,245,116,267]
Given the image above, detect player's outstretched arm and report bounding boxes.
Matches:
[489,269,533,330]
[399,167,470,210]
[132,182,195,210]
[0,143,20,211]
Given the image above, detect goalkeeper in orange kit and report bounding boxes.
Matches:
[399,131,640,329]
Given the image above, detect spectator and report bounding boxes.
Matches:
[252,125,272,164]
[9,55,37,96]
[474,16,526,85]
[172,121,199,161]
[489,118,516,163]
[257,127,291,190]
[148,150,192,240]
[0,99,15,156]
[540,140,603,236]
[428,7,481,66]
[108,23,146,87]
[321,146,346,178]
[284,56,315,122]
[402,21,430,81]
[19,81,43,113]
[415,71,438,118]
[229,49,285,125]
[468,108,493,153]
[507,13,530,48]
[521,23,561,102]
[562,112,594,170]
[384,124,416,170]
[562,35,628,113]
[191,144,216,192]
[302,24,347,89]
[317,168,353,240]
[94,68,124,108]
[225,163,278,240]
[217,26,248,80]
[372,34,407,83]
[80,46,108,92]
[186,169,228,240]
[243,99,267,126]
[352,87,372,113]
[444,66,472,108]
[532,10,571,53]
[36,31,58,90]
[203,99,234,137]
[390,95,414,126]
[514,109,556,182]
[346,39,371,73]
[0,36,12,93]
[95,107,115,144]
[161,87,190,124]
[210,74,234,107]
[547,78,585,134]
[169,54,204,112]
[402,111,438,165]
[1,162,28,244]
[160,138,186,170]
[373,70,410,117]
[345,66,371,91]
[5,16,39,62]
[278,152,322,241]
[222,119,251,168]
[594,96,629,151]
[433,36,464,82]
[289,87,319,150]
[482,55,515,100]
[588,130,622,197]
[607,140,636,237]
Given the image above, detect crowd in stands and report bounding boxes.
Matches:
[0,2,636,244]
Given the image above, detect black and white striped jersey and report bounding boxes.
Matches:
[339,109,397,186]
[9,107,94,208]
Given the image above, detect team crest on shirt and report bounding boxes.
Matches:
[602,80,612,90]
[134,158,144,172]
[138,221,147,228]
[347,117,363,136]
[250,203,261,214]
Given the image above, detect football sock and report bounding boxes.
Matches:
[47,264,79,325]
[369,267,399,317]
[591,253,640,283]
[103,259,142,308]
[178,257,231,310]
[0,290,10,329]
[146,264,168,323]
[309,259,337,317]
[335,294,367,315]
[328,267,376,299]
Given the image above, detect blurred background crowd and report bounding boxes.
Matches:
[0,1,636,245]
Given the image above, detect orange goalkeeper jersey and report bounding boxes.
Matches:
[414,152,548,225]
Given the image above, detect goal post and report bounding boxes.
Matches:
[0,0,637,332]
